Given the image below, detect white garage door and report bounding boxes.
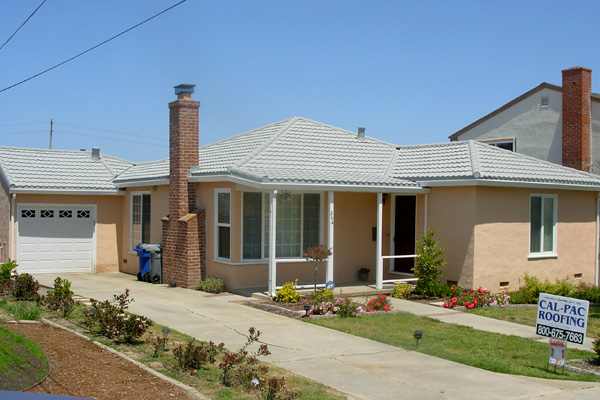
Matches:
[17,205,95,274]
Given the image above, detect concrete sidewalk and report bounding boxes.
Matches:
[35,273,600,400]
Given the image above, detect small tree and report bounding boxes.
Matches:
[412,227,447,297]
[302,245,332,292]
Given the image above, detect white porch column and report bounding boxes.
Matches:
[268,190,278,297]
[376,192,383,289]
[327,191,334,283]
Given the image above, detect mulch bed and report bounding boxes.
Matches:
[4,322,194,400]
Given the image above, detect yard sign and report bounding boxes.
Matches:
[536,293,589,346]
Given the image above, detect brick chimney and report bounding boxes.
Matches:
[169,84,200,218]
[562,67,592,171]
[162,84,206,288]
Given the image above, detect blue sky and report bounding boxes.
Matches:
[1,0,599,162]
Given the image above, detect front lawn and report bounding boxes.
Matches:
[308,312,600,382]
[470,305,600,338]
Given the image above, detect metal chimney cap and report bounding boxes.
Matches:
[174,84,195,95]
[357,127,366,140]
[91,147,100,160]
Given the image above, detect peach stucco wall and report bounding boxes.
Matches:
[0,179,10,261]
[120,185,169,275]
[13,193,124,273]
[427,185,598,290]
[473,187,597,290]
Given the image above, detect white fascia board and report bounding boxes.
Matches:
[114,179,169,188]
[189,174,429,193]
[420,178,600,192]
[10,188,126,196]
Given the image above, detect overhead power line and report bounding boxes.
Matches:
[0,0,47,52]
[56,130,167,148]
[0,0,187,94]
[56,121,167,142]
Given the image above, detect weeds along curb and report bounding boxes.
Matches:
[566,359,600,378]
[41,318,208,400]
[0,320,51,392]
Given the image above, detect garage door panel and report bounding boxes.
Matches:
[17,205,95,274]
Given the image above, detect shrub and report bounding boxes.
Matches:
[199,276,225,294]
[412,227,447,297]
[302,244,332,291]
[83,289,152,343]
[220,327,270,387]
[443,288,510,309]
[12,273,39,301]
[0,259,17,281]
[173,340,223,371]
[572,284,600,304]
[274,281,300,303]
[307,288,334,304]
[365,295,392,312]
[309,296,364,317]
[514,274,580,304]
[40,277,76,317]
[391,282,411,299]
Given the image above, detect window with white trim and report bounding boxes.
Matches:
[242,192,320,259]
[530,194,557,255]
[215,189,231,259]
[131,193,151,249]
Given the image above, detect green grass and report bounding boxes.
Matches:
[0,299,42,321]
[0,326,49,390]
[308,313,600,382]
[470,305,600,338]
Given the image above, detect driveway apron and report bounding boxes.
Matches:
[34,273,600,400]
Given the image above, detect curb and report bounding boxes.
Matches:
[41,318,208,400]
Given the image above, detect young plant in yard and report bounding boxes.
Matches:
[274,281,300,303]
[308,288,334,304]
[0,259,17,281]
[220,327,270,387]
[173,340,224,372]
[302,244,332,292]
[412,227,447,297]
[593,324,600,359]
[12,273,39,301]
[308,296,365,317]
[40,277,76,317]
[391,282,411,299]
[198,276,225,294]
[83,289,152,343]
[365,295,392,312]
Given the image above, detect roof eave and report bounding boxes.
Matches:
[114,178,169,188]
[189,174,429,193]
[419,178,600,191]
[10,188,126,196]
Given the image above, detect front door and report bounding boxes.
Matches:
[393,196,416,273]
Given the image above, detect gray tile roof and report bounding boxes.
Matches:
[391,141,600,187]
[2,118,600,193]
[193,117,418,188]
[113,158,169,184]
[0,147,132,192]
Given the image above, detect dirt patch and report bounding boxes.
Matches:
[4,322,193,400]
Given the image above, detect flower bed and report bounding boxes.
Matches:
[443,288,510,309]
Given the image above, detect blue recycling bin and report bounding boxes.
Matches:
[135,245,151,282]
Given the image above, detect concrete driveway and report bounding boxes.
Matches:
[35,273,600,400]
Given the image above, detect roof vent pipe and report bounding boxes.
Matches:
[357,127,365,140]
[91,147,100,160]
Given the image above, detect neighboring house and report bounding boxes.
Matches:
[449,66,600,174]
[1,84,600,295]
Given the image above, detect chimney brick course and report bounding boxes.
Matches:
[562,67,592,172]
[162,87,206,288]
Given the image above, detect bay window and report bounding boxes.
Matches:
[242,192,321,260]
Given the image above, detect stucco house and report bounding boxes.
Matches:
[1,84,600,294]
[449,66,600,174]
